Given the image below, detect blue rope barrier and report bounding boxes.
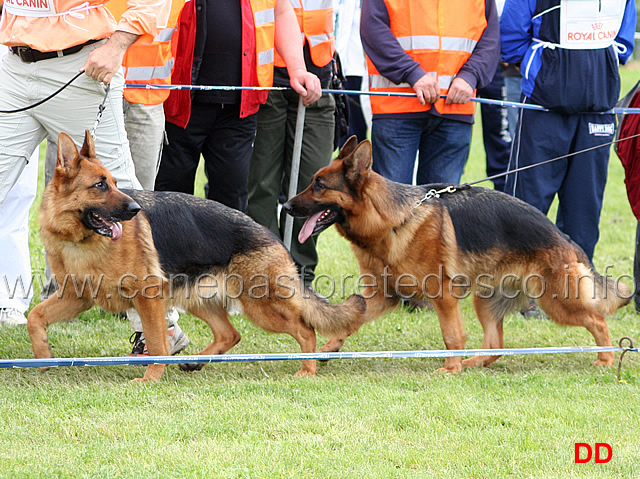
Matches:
[1,345,636,369]
[123,84,640,115]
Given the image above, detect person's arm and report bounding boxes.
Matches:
[82,0,170,84]
[500,0,536,64]
[361,0,437,104]
[446,0,500,105]
[82,31,139,84]
[274,0,321,105]
[615,0,637,65]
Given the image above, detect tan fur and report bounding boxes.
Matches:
[286,137,631,372]
[27,131,365,382]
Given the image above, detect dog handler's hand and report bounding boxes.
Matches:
[445,77,474,105]
[412,73,439,105]
[290,69,322,106]
[82,31,139,84]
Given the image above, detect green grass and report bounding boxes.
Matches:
[1,67,640,478]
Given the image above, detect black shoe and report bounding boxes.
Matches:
[129,332,146,356]
[519,300,546,319]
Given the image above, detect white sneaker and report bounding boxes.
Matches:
[0,308,27,326]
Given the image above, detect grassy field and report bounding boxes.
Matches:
[1,68,639,478]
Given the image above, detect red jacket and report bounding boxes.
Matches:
[164,0,270,128]
[616,82,640,221]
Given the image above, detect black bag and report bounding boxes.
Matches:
[331,53,350,150]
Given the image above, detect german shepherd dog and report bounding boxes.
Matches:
[284,137,631,372]
[27,131,365,382]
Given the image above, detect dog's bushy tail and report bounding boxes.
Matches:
[300,292,366,337]
[592,272,631,315]
[570,243,631,315]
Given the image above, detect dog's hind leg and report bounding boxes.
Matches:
[242,299,318,376]
[538,294,614,367]
[179,304,241,372]
[462,295,504,368]
[27,295,92,372]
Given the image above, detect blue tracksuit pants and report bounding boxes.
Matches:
[504,105,614,261]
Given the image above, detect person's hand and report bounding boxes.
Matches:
[445,77,473,105]
[412,73,439,105]
[81,31,138,84]
[289,69,322,105]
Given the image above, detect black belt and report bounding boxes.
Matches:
[10,39,100,64]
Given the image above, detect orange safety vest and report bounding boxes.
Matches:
[367,0,486,116]
[251,0,278,87]
[274,0,335,69]
[108,0,184,105]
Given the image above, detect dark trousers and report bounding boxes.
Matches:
[247,90,335,286]
[635,222,640,311]
[339,75,368,146]
[478,67,511,192]
[504,107,613,261]
[155,101,257,212]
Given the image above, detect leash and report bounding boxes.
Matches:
[90,83,110,139]
[413,131,640,206]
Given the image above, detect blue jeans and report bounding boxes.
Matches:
[371,116,471,185]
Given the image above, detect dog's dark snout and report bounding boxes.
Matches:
[127,200,141,217]
[282,201,293,214]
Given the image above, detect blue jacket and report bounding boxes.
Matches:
[500,0,636,113]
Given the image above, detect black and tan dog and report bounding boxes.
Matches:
[27,131,365,382]
[284,136,630,372]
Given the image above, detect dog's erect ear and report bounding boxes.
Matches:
[57,132,81,171]
[79,129,96,158]
[343,140,372,183]
[337,135,359,160]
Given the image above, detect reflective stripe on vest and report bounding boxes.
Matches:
[108,0,184,105]
[274,0,334,68]
[367,0,486,116]
[252,0,277,87]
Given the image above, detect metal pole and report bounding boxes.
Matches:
[283,95,306,250]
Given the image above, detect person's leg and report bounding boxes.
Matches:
[202,103,258,212]
[281,90,335,286]
[503,107,568,216]
[504,75,522,140]
[155,101,210,194]
[555,114,612,261]
[342,76,367,144]
[0,52,46,206]
[478,68,511,191]
[635,222,640,313]
[416,117,471,185]
[248,91,289,237]
[371,117,423,184]
[123,101,165,191]
[0,146,39,326]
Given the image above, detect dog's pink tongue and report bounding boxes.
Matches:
[111,222,123,241]
[298,211,324,244]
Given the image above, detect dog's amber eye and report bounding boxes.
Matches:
[92,181,107,191]
[314,179,326,190]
